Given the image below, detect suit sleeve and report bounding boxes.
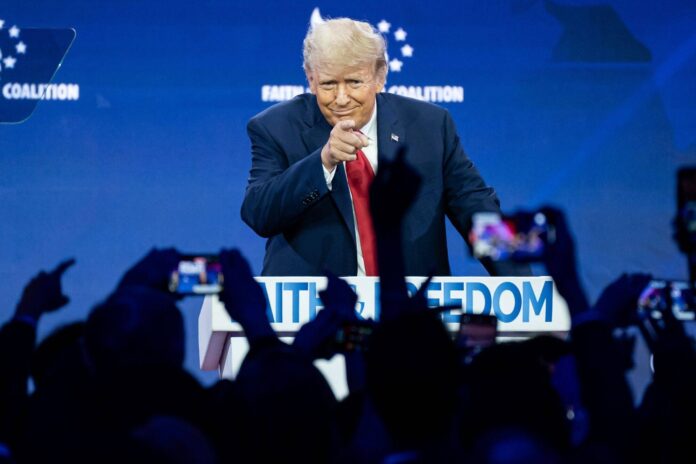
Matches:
[241,117,331,238]
[441,110,501,237]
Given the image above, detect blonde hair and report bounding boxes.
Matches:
[303,18,387,81]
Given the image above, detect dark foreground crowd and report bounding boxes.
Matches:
[1,154,694,464]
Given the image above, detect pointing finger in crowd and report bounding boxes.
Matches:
[50,258,76,277]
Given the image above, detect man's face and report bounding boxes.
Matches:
[307,64,385,129]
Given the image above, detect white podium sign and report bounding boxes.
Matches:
[198,276,569,397]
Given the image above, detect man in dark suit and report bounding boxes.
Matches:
[241,17,501,276]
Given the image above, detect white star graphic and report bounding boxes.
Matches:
[377,19,391,33]
[16,41,27,54]
[389,58,403,72]
[3,55,16,69]
[9,25,20,38]
[401,44,413,57]
[394,27,407,41]
[0,19,5,29]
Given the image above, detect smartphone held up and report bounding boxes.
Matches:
[468,210,555,262]
[334,320,375,353]
[638,280,695,321]
[676,167,696,254]
[169,254,224,295]
[456,312,498,363]
[458,313,498,349]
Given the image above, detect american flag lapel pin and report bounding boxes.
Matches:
[391,133,399,142]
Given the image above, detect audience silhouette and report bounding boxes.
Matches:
[0,160,693,463]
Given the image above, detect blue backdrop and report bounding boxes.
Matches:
[1,0,695,388]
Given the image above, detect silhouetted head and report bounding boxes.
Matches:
[85,287,184,372]
[469,426,564,464]
[234,345,337,463]
[366,309,460,449]
[460,338,571,452]
[125,415,218,464]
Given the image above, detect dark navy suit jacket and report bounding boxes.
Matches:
[241,93,501,276]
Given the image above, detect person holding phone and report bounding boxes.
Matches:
[241,17,509,277]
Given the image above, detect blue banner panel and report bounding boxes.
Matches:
[0,28,75,123]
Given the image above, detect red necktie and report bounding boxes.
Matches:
[345,142,378,276]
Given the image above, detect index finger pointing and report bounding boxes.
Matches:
[51,258,76,276]
[337,119,356,131]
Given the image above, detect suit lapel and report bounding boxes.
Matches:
[300,96,332,153]
[329,164,356,244]
[300,96,357,245]
[377,93,405,166]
